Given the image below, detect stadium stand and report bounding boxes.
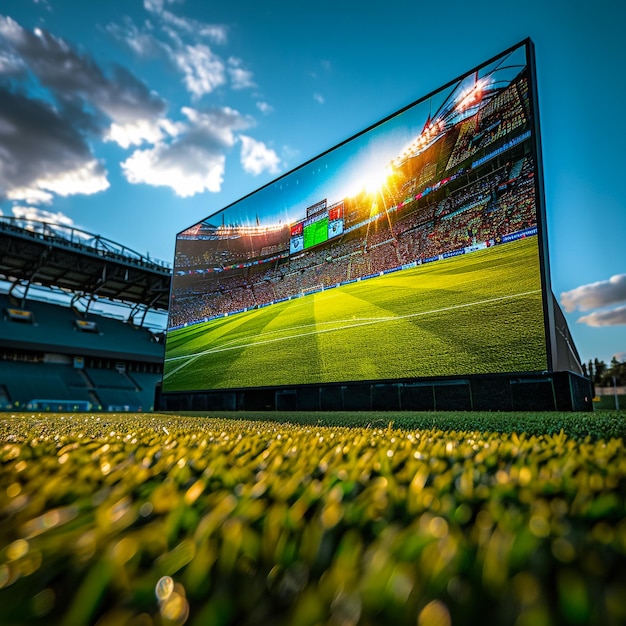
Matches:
[0,295,165,410]
[0,217,170,411]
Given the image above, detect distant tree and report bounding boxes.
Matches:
[594,358,607,385]
[607,357,626,386]
[591,356,626,387]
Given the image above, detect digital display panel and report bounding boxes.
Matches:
[163,40,549,394]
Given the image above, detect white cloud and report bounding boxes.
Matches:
[143,0,167,13]
[122,144,225,196]
[182,106,250,146]
[143,0,227,44]
[6,160,110,203]
[313,92,325,104]
[0,15,24,43]
[90,67,167,127]
[172,43,226,98]
[614,352,626,362]
[256,101,273,115]
[0,49,25,76]
[0,16,167,128]
[577,306,626,327]
[561,274,626,313]
[105,121,160,149]
[6,187,54,205]
[137,0,230,99]
[12,205,75,227]
[239,135,281,176]
[0,13,169,174]
[106,18,165,59]
[227,57,255,90]
[111,5,258,99]
[121,106,252,196]
[161,12,227,44]
[104,117,181,148]
[35,160,110,197]
[0,85,112,204]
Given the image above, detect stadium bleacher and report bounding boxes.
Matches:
[0,294,164,410]
[0,295,161,361]
[0,361,89,405]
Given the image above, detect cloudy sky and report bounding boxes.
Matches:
[0,0,624,365]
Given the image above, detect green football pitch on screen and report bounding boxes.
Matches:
[163,237,547,391]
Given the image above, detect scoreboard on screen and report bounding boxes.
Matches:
[290,200,344,255]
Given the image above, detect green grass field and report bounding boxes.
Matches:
[1,411,625,626]
[164,237,547,392]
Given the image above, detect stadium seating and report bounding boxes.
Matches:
[0,295,162,360]
[0,294,162,410]
[0,361,91,408]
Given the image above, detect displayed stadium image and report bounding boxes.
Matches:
[164,41,550,399]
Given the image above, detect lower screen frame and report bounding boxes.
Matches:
[156,371,593,413]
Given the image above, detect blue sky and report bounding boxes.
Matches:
[0,0,624,366]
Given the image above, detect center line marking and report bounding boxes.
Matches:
[163,289,541,379]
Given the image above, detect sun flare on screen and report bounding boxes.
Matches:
[363,164,393,195]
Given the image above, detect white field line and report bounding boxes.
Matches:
[163,289,541,380]
[216,314,398,349]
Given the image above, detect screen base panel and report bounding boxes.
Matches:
[156,371,593,413]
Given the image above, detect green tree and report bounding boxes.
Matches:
[607,357,626,386]
[594,358,607,386]
[591,357,626,387]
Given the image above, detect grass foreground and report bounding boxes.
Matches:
[1,410,626,626]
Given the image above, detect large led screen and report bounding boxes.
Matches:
[163,40,549,393]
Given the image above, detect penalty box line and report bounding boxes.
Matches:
[163,289,542,380]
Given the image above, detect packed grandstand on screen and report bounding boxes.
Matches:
[170,70,535,330]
